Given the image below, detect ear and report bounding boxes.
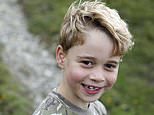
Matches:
[56,45,66,69]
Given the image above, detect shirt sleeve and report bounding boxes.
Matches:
[92,100,107,115]
[32,95,65,115]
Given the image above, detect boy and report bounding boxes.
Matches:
[33,0,134,115]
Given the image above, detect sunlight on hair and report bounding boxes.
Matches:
[59,0,134,55]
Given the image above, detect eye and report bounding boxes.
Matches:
[80,60,94,68]
[104,63,117,71]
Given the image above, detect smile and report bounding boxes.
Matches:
[81,83,103,95]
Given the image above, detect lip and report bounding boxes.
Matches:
[81,83,104,95]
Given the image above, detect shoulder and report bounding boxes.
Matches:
[90,100,107,115]
[32,92,67,115]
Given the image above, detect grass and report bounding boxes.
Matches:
[0,49,33,115]
[19,0,74,47]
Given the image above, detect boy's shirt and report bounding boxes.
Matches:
[32,89,107,115]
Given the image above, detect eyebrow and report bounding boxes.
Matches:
[107,60,120,65]
[77,56,96,60]
[77,56,120,64]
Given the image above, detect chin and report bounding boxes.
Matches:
[82,94,102,103]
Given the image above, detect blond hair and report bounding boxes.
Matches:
[59,0,134,55]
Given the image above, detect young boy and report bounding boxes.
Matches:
[33,0,134,115]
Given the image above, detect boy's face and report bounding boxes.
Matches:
[56,28,121,108]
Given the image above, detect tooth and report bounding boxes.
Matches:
[88,86,91,89]
[87,86,96,90]
[90,86,93,89]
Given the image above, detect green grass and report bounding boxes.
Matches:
[0,55,33,115]
[1,0,152,114]
[19,0,74,47]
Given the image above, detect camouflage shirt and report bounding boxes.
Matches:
[32,89,107,115]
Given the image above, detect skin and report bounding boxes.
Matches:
[56,27,121,109]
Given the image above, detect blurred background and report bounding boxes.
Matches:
[0,0,154,115]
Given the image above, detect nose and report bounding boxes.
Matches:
[89,67,105,82]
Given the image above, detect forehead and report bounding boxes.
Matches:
[84,28,113,52]
[68,28,115,59]
[79,25,121,56]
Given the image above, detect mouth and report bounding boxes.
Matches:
[81,83,103,95]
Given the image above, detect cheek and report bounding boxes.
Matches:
[107,72,118,87]
[110,75,117,84]
[66,68,86,85]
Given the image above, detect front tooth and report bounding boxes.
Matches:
[88,86,95,90]
[89,86,94,89]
